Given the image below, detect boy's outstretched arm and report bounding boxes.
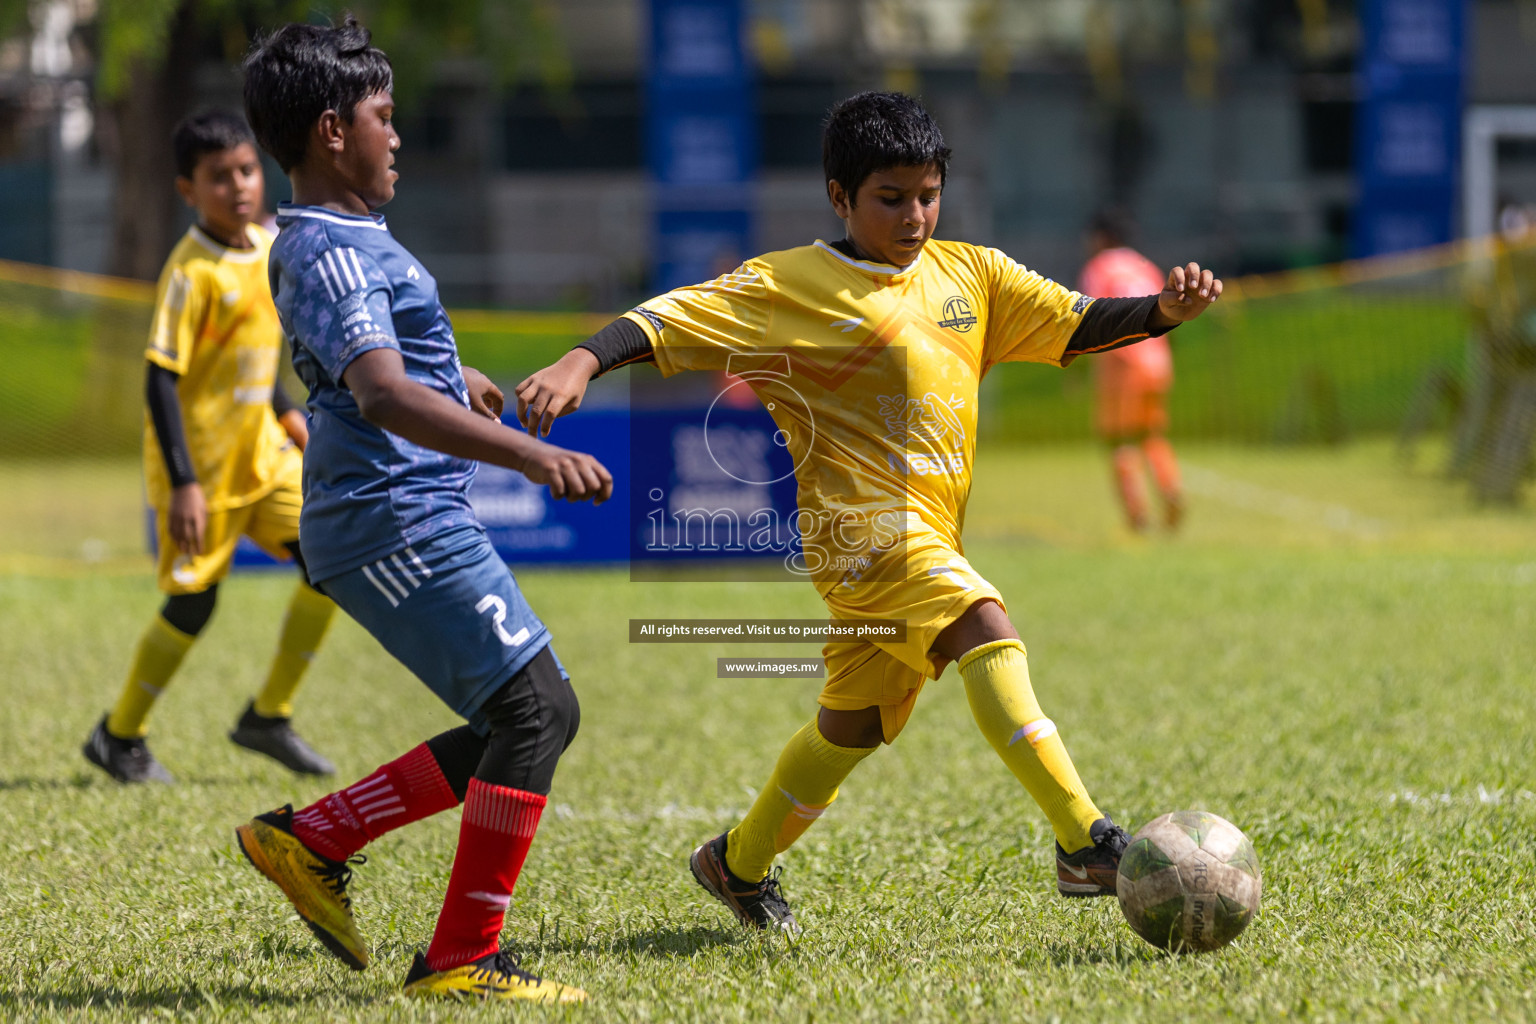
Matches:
[515,349,600,438]
[344,348,612,504]
[461,366,505,420]
[516,316,653,437]
[1060,262,1223,360]
[1149,261,1221,329]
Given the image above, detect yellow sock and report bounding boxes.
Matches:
[107,615,195,738]
[959,639,1102,854]
[725,718,876,882]
[253,582,336,719]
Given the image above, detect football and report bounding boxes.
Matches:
[1116,810,1262,953]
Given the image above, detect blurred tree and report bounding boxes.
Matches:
[42,0,569,279]
[0,0,26,42]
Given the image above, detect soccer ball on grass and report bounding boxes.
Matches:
[1116,810,1261,953]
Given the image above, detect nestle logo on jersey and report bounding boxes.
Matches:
[893,451,965,476]
[937,295,977,332]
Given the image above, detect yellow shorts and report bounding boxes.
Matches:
[818,536,1004,743]
[156,451,303,595]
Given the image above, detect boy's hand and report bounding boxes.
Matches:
[515,349,600,438]
[520,441,614,505]
[278,409,309,451]
[1154,262,1223,326]
[168,482,207,557]
[462,366,504,420]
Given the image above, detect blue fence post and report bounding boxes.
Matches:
[646,0,757,292]
[1352,0,1468,257]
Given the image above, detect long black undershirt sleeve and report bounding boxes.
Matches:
[574,253,1169,372]
[145,362,196,488]
[576,316,656,376]
[270,378,297,419]
[1064,295,1172,356]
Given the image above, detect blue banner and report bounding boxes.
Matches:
[213,404,801,571]
[647,0,756,292]
[469,411,633,564]
[627,401,803,577]
[1352,0,1467,257]
[220,415,633,570]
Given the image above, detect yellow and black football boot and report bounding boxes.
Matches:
[689,832,801,937]
[1057,815,1131,897]
[402,950,587,1003]
[235,804,370,970]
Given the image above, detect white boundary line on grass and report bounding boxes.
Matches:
[1181,464,1391,539]
[552,802,746,824]
[1389,786,1535,807]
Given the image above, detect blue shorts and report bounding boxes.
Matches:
[321,525,560,733]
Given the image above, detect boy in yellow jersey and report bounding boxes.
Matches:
[518,92,1223,934]
[83,110,338,784]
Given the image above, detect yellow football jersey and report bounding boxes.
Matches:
[143,223,293,513]
[623,238,1094,592]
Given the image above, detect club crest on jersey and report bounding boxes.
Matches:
[937,295,977,332]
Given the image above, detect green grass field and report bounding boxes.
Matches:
[2,441,1534,1021]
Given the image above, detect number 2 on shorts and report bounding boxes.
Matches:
[475,594,528,647]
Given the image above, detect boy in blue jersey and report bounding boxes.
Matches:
[232,19,608,1004]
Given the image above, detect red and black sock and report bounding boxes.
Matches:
[291,743,458,862]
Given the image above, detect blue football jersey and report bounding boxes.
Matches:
[269,203,480,583]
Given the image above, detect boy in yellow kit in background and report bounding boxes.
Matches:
[83,111,337,784]
[517,92,1222,934]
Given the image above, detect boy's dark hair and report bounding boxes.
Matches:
[173,110,255,178]
[822,91,950,203]
[1090,205,1134,247]
[242,16,393,172]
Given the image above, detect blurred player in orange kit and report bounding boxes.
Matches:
[1080,209,1184,531]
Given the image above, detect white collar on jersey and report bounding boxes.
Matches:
[277,202,389,230]
[814,238,924,276]
[188,223,265,262]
